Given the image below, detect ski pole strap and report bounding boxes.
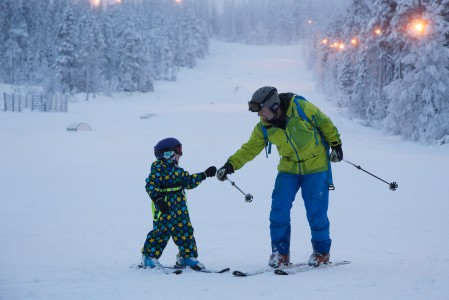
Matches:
[327,166,335,190]
[260,124,271,158]
[325,148,335,190]
[155,186,182,192]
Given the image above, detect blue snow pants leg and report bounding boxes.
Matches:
[270,171,331,255]
[270,172,300,255]
[301,171,331,254]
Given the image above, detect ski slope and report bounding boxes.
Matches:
[1,40,448,300]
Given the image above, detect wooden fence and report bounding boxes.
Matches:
[3,93,68,112]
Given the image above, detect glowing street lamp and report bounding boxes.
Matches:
[410,19,428,36]
[329,41,345,50]
[415,22,424,32]
[90,0,101,7]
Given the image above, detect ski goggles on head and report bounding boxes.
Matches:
[248,88,278,112]
[248,101,263,112]
[160,145,182,160]
[162,150,175,160]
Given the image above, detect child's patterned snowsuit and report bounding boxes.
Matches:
[142,158,206,259]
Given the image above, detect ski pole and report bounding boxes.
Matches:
[226,178,253,202]
[343,159,398,191]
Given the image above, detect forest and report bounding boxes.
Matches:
[0,0,212,95]
[1,0,448,143]
[304,0,449,143]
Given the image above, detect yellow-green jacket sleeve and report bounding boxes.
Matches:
[227,124,266,171]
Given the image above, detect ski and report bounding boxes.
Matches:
[274,260,350,275]
[196,267,231,274]
[232,262,309,277]
[131,264,183,275]
[131,263,229,274]
[164,265,231,274]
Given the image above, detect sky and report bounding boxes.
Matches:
[1,39,448,300]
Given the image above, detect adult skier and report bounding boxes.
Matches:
[216,86,343,268]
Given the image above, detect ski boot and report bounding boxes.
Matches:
[141,254,163,269]
[175,254,205,270]
[308,252,330,267]
[268,252,290,268]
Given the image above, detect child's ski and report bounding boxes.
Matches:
[274,260,350,275]
[131,264,183,275]
[132,263,229,274]
[165,265,230,274]
[130,264,182,275]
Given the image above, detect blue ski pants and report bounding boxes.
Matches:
[270,171,331,255]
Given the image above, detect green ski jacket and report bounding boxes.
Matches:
[227,94,341,175]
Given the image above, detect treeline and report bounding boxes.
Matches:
[305,0,449,143]
[0,0,343,95]
[0,0,212,96]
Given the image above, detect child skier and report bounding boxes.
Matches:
[141,137,217,270]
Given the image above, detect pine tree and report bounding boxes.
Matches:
[78,13,106,99]
[54,6,78,94]
[3,1,28,85]
[117,22,143,93]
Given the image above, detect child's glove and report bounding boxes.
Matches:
[330,144,343,162]
[153,197,169,214]
[216,162,234,181]
[204,166,217,177]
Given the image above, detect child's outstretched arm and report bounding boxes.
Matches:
[179,166,216,190]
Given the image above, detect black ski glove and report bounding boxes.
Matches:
[204,166,217,178]
[216,162,234,181]
[330,144,343,163]
[153,197,169,214]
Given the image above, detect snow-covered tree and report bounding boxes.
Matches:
[2,1,28,85]
[117,22,144,93]
[78,13,106,99]
[308,0,449,142]
[384,1,449,142]
[54,6,78,94]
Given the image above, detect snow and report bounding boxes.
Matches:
[1,40,449,300]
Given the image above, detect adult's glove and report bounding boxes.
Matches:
[153,197,169,214]
[216,162,234,181]
[329,144,343,163]
[204,166,217,177]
